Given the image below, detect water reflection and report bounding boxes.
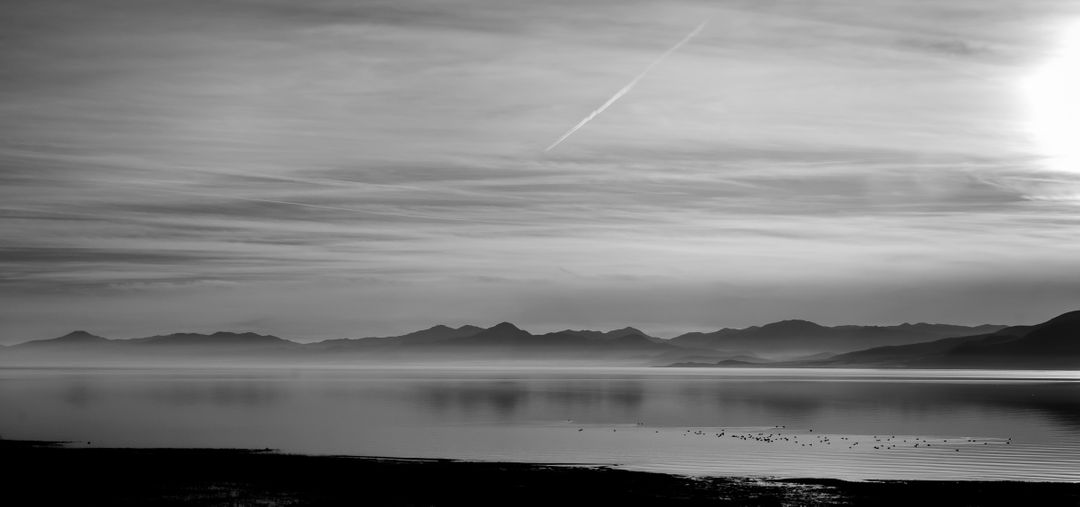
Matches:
[396,377,1080,434]
[140,382,286,407]
[62,382,98,407]
[416,380,646,420]
[420,381,532,418]
[1,367,1078,481]
[15,369,1080,431]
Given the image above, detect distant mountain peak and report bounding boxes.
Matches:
[455,322,531,343]
[14,330,109,348]
[52,330,108,342]
[389,324,483,344]
[132,331,291,346]
[211,331,267,338]
[758,319,827,332]
[488,322,522,332]
[604,327,651,340]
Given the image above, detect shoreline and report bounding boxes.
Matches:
[4,439,1078,505]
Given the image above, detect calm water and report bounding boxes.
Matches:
[2,367,1078,482]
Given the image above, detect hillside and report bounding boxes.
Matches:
[820,310,1079,369]
[669,320,1005,356]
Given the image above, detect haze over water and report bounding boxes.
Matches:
[2,367,1078,482]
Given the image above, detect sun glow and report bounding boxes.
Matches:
[1023,23,1080,174]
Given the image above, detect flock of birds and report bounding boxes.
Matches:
[571,422,1013,453]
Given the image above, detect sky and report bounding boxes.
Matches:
[2,0,1080,343]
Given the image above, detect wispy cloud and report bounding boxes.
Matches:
[2,0,1080,341]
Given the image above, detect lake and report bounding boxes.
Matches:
[1,366,1078,482]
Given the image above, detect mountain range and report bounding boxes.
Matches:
[814,310,1080,369]
[668,320,1006,356]
[0,321,677,365]
[1,311,1075,369]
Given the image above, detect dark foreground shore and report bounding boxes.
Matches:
[3,440,1078,506]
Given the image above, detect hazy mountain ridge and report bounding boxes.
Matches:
[817,310,1079,369]
[0,321,679,364]
[127,331,297,347]
[669,319,1006,355]
[20,330,110,346]
[4,314,1067,368]
[312,325,485,349]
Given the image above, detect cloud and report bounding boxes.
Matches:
[899,38,988,57]
[2,0,1080,341]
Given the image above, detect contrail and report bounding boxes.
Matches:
[545,20,708,152]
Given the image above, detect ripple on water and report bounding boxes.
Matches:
[477,425,1080,482]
